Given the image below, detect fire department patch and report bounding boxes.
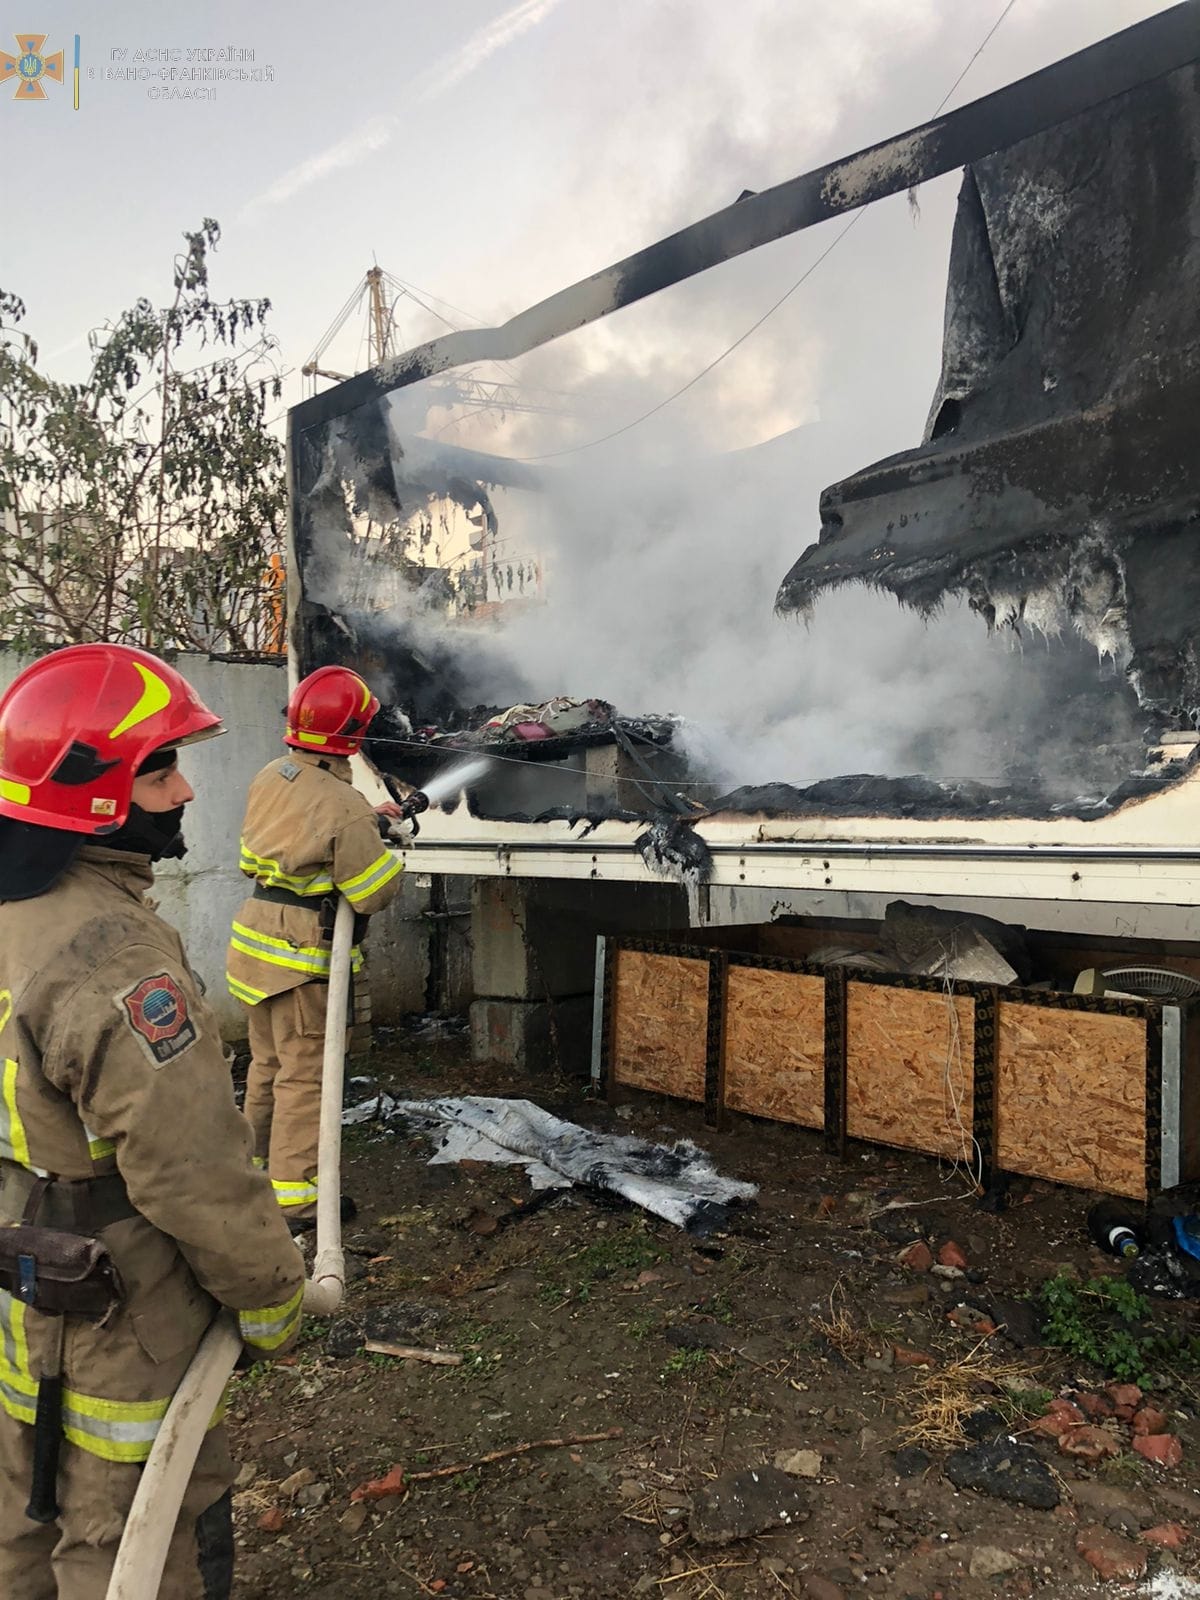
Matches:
[116,973,198,1067]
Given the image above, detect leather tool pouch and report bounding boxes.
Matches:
[0,1177,125,1324]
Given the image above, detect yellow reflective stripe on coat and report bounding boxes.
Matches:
[0,1058,31,1168]
[337,848,402,906]
[238,842,334,897]
[238,1284,303,1352]
[85,1126,116,1162]
[272,1178,318,1209]
[0,1290,220,1461]
[227,973,269,1006]
[0,1291,34,1422]
[229,924,363,978]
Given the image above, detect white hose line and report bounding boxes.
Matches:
[304,893,354,1316]
[104,1314,242,1600]
[105,894,358,1599]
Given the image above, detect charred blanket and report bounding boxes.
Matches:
[776,64,1200,726]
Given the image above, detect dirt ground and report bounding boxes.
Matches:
[227,1023,1200,1600]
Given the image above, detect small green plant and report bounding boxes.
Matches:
[705,1291,736,1326]
[453,1470,482,1495]
[1038,1273,1194,1387]
[539,1222,666,1306]
[626,1314,660,1343]
[660,1347,711,1381]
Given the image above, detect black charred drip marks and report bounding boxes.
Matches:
[635,819,713,886]
[777,63,1200,725]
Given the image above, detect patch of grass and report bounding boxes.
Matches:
[704,1290,736,1326]
[538,1221,666,1306]
[453,1470,483,1495]
[232,1362,274,1394]
[660,1347,711,1382]
[452,1316,516,1381]
[625,1313,661,1343]
[1038,1273,1200,1387]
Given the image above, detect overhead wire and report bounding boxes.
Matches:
[510,0,1022,464]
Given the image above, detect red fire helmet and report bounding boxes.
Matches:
[284,666,380,757]
[0,643,224,835]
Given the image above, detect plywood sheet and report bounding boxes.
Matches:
[611,950,708,1101]
[723,967,824,1127]
[846,982,976,1160]
[996,1001,1147,1198]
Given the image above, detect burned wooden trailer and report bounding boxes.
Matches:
[285,3,1200,1200]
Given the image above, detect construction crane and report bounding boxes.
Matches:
[301,266,570,426]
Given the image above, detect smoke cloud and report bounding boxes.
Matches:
[299,0,1162,802]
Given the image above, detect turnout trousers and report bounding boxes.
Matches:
[0,1411,234,1600]
[243,982,329,1221]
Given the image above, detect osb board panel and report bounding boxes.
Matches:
[996,1002,1147,1199]
[845,982,976,1160]
[723,967,824,1128]
[611,950,708,1101]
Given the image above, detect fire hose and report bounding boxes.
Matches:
[105,893,360,1600]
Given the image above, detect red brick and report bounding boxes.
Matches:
[1141,1523,1187,1550]
[257,1506,286,1533]
[1073,1390,1114,1420]
[1074,1525,1148,1582]
[1047,1398,1087,1424]
[1133,1433,1184,1469]
[937,1240,968,1270]
[1132,1406,1170,1436]
[1058,1423,1121,1463]
[898,1241,933,1272]
[1104,1382,1144,1410]
[892,1345,937,1369]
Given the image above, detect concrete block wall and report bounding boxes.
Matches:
[469,877,687,1073]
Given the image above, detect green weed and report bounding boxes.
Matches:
[1039,1273,1200,1387]
[660,1347,711,1381]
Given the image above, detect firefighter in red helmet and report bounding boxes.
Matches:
[0,643,305,1600]
[227,666,406,1229]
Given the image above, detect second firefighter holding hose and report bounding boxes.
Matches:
[227,667,407,1230]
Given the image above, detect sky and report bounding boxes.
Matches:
[1,0,1181,789]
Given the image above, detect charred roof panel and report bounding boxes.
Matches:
[777,62,1200,723]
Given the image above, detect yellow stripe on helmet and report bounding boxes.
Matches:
[109,662,171,741]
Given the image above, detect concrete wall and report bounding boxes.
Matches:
[0,649,441,1039]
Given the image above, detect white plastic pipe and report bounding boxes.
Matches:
[106,893,359,1598]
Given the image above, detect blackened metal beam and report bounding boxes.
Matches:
[291,2,1200,436]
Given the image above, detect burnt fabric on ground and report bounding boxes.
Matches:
[341,1094,757,1234]
[776,63,1200,727]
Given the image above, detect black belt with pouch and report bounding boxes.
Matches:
[0,1168,128,1323]
[251,882,368,946]
[0,1165,131,1522]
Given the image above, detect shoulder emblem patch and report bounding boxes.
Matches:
[116,973,198,1067]
[280,761,301,782]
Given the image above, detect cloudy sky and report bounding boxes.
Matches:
[2,0,1179,786]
